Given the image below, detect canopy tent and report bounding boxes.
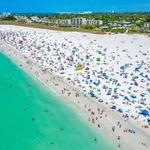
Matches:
[96,57,101,61]
[75,64,83,71]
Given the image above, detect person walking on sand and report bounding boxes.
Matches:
[112,125,115,132]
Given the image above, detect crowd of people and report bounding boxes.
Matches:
[0,25,150,128]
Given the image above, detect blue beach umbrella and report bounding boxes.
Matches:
[111,105,116,110]
[113,95,119,99]
[131,95,136,99]
[139,109,149,116]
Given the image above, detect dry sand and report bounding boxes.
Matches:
[0,27,150,150]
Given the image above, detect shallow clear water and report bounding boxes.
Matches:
[0,51,115,150]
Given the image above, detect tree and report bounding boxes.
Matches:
[145,15,150,22]
[1,15,16,21]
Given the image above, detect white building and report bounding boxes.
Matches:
[71,18,86,26]
[108,21,132,27]
[71,18,103,26]
[14,15,28,21]
[144,22,150,28]
[58,19,72,26]
[86,19,103,26]
[30,16,40,22]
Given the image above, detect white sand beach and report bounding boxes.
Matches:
[0,25,150,150]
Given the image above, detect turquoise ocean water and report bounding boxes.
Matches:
[0,51,115,150]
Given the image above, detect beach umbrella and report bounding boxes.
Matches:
[113,95,119,99]
[120,66,125,70]
[93,81,100,86]
[123,114,129,118]
[131,95,136,99]
[140,93,146,97]
[139,109,149,116]
[89,91,95,97]
[124,96,129,101]
[118,108,123,113]
[98,99,103,103]
[111,105,116,110]
[107,91,111,95]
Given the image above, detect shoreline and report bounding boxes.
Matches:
[0,26,150,150]
[0,41,118,149]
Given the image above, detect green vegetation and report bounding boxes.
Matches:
[81,25,94,30]
[145,15,150,22]
[1,15,16,21]
[96,58,101,61]
[34,13,150,22]
[0,13,150,34]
